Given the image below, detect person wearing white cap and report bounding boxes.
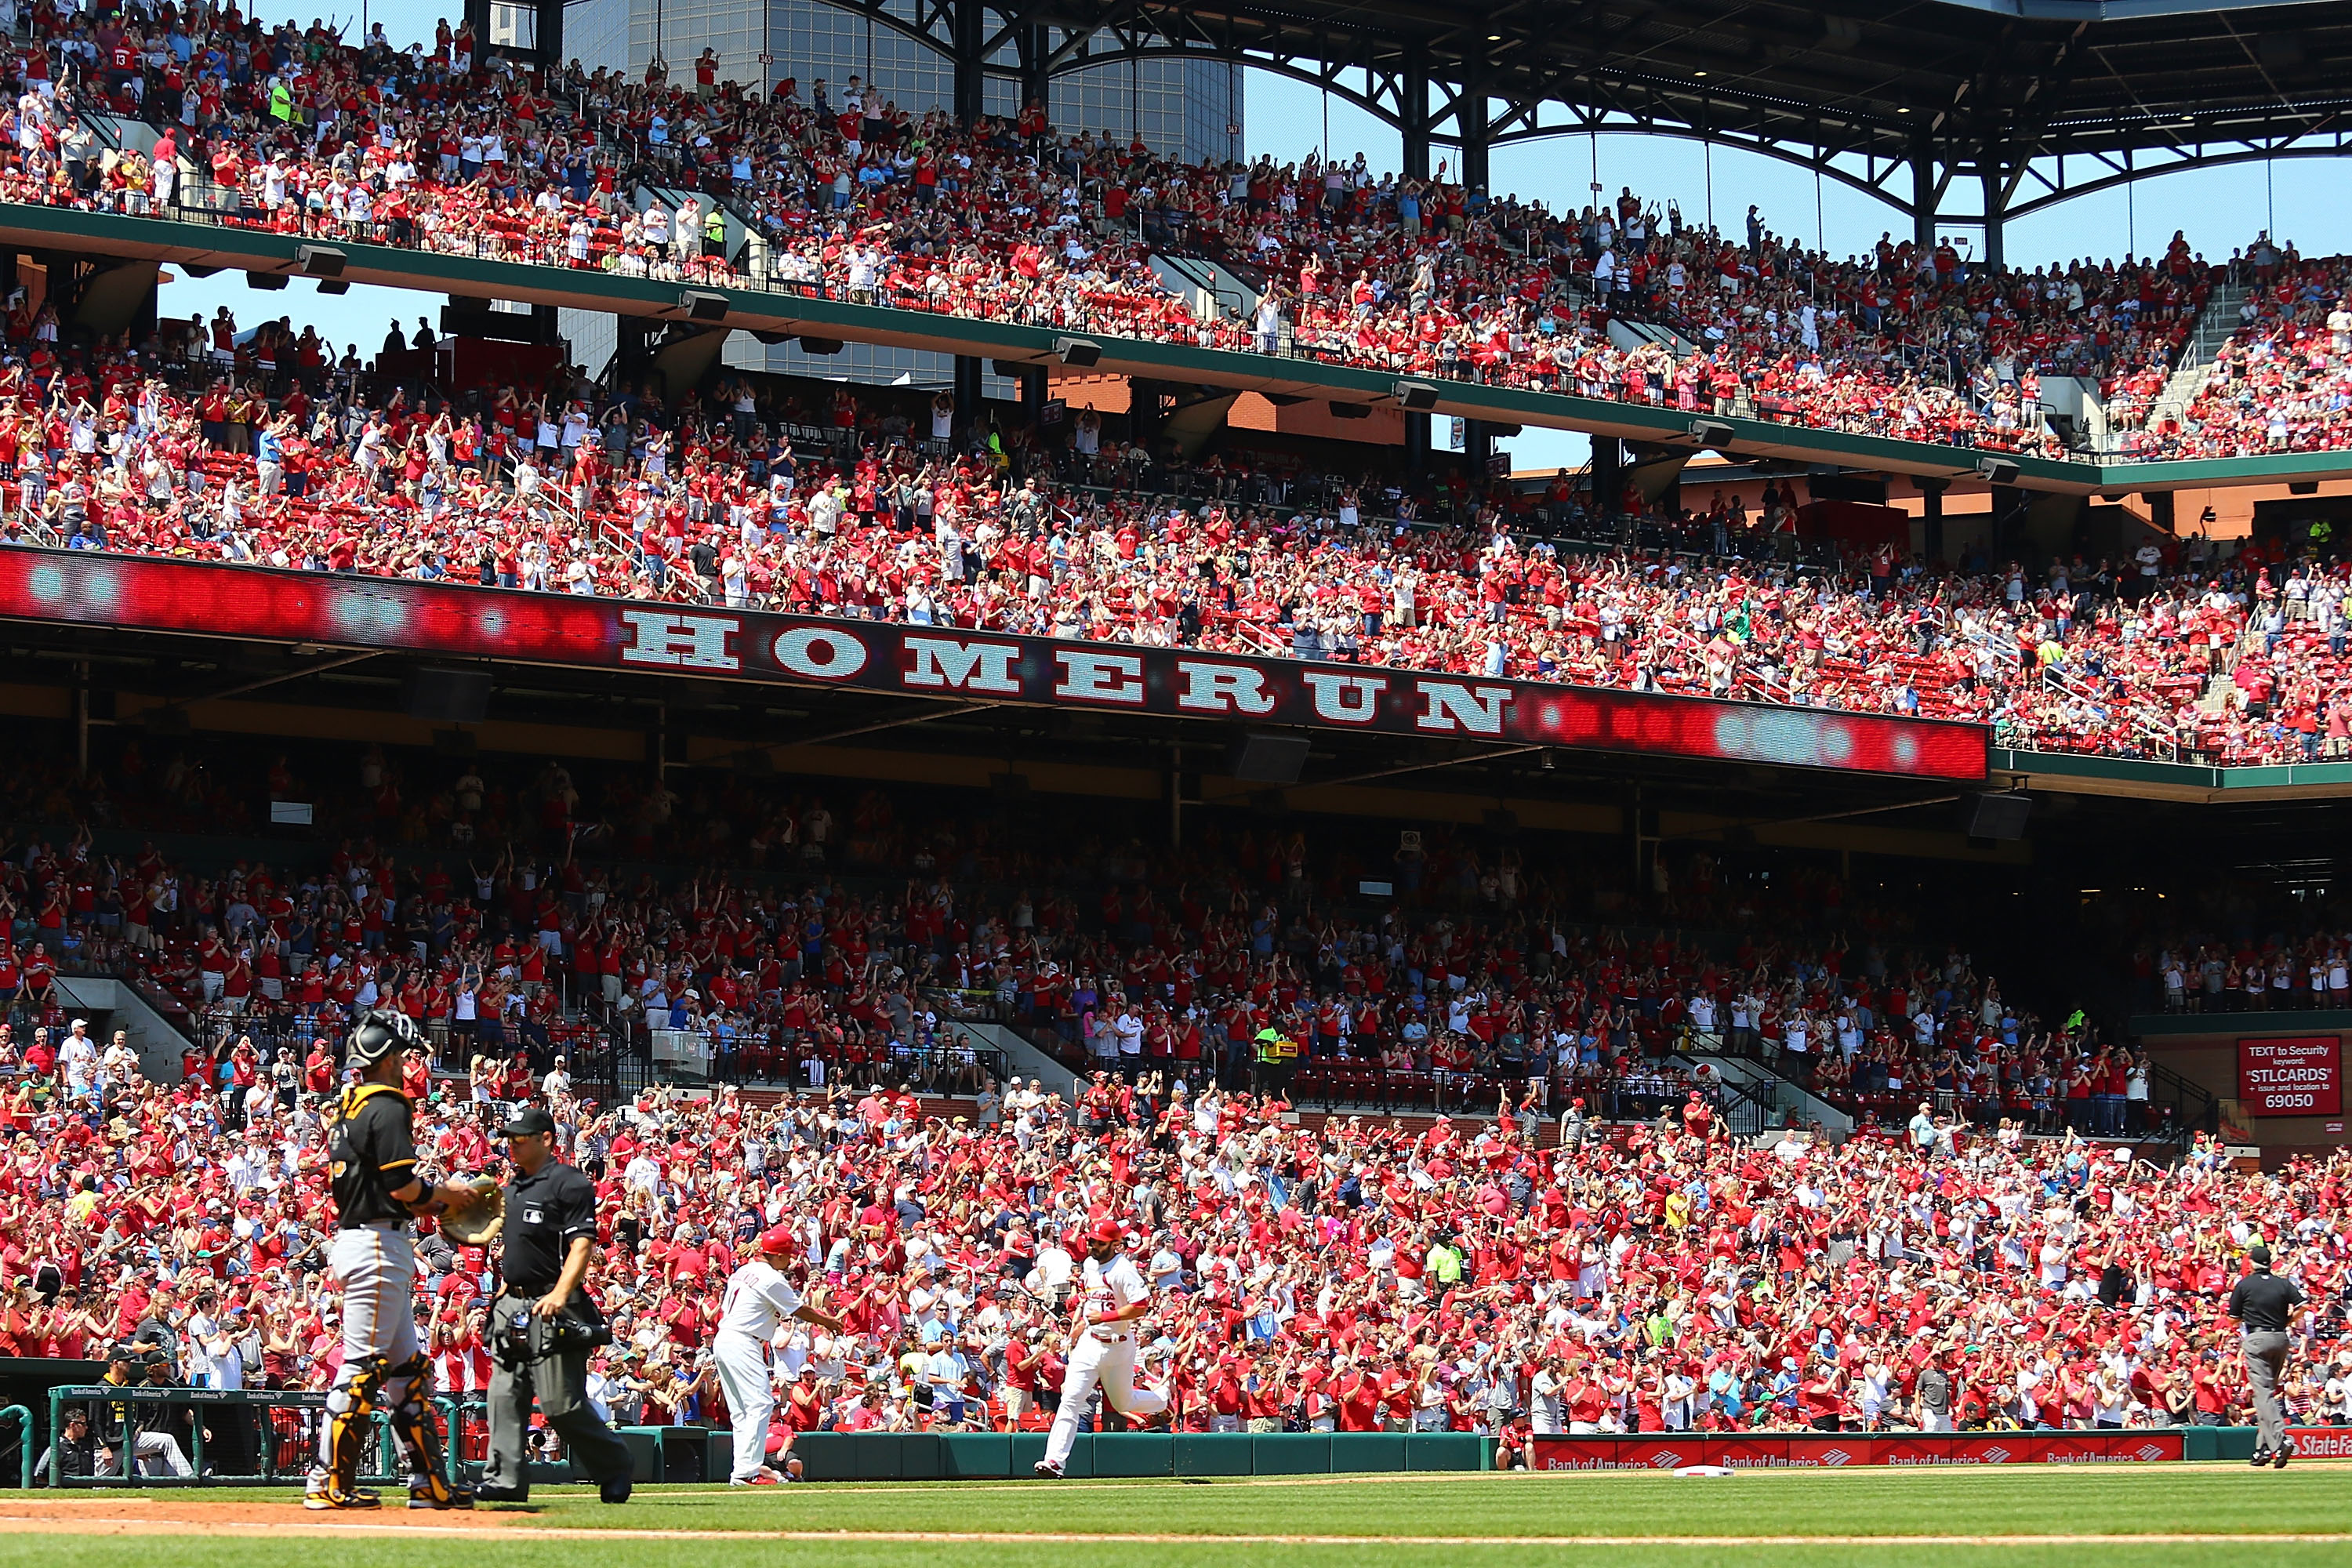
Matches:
[57,1019,96,1105]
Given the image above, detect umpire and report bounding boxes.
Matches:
[2228,1242,2306,1469]
[474,1107,634,1504]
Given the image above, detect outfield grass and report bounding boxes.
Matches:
[5,1465,2345,1568]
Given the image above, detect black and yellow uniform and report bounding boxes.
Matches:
[311,1010,470,1512]
[328,1083,418,1227]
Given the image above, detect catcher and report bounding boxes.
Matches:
[308,1009,483,1511]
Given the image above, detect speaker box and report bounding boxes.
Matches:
[1964,792,2033,841]
[1228,732,1310,786]
[405,667,490,724]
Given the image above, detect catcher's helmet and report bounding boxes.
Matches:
[347,1007,425,1069]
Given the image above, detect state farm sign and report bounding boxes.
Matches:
[2237,1036,2343,1117]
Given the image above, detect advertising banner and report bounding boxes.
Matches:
[2285,1427,2352,1460]
[1530,1430,2183,1471]
[2236,1037,2344,1117]
[0,550,1990,782]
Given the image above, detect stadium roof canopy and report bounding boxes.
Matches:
[786,0,2352,256]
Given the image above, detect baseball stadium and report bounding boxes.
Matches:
[2,0,2352,1563]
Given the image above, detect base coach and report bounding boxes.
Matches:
[474,1107,633,1503]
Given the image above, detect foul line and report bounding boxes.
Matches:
[5,1516,2352,1548]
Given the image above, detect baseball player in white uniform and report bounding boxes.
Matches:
[1036,1218,1167,1478]
[713,1225,844,1485]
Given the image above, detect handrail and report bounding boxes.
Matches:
[44,1384,456,1488]
[6,125,2107,479]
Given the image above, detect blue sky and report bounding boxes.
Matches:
[174,5,2352,473]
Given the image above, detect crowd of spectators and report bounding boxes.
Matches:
[3,1040,2345,1471]
[0,729,2179,1157]
[0,0,2341,466]
[0,9,2340,764]
[2114,239,2352,459]
[2,264,2347,764]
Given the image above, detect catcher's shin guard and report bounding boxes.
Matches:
[308,1356,388,1510]
[387,1354,473,1510]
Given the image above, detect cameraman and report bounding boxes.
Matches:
[474,1107,633,1504]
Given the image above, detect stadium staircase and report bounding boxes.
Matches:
[2131,281,2251,437]
[1671,1040,1855,1137]
[1149,253,1259,325]
[952,1020,1080,1099]
[1606,317,1698,358]
[53,972,188,1084]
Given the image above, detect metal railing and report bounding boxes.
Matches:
[20,159,2094,466]
[42,1392,459,1495]
[44,1384,461,1488]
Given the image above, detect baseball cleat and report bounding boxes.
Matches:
[2274,1438,2296,1469]
[1033,1459,1064,1479]
[409,1479,476,1509]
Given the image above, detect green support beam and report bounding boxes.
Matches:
[9,201,2352,496]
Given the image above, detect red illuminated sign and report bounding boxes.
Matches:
[2237,1036,2343,1117]
[0,550,1989,780]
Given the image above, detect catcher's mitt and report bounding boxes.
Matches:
[440,1176,506,1246]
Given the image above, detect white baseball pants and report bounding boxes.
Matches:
[1044,1332,1166,1468]
[713,1328,776,1482]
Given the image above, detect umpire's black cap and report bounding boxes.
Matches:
[500,1106,557,1138]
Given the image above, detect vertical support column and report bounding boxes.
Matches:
[2147,491,2176,534]
[1462,420,1494,483]
[535,0,564,71]
[1401,42,1431,182]
[1590,434,1624,521]
[953,0,985,129]
[1917,476,1948,565]
[1130,378,1163,448]
[1404,411,1430,477]
[1018,24,1051,127]
[1020,365,1048,426]
[1991,482,2026,554]
[1910,142,1937,253]
[1168,742,1183,849]
[1459,97,1490,197]
[953,354,983,437]
[1980,162,2006,274]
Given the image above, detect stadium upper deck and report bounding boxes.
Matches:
[9,4,2352,492]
